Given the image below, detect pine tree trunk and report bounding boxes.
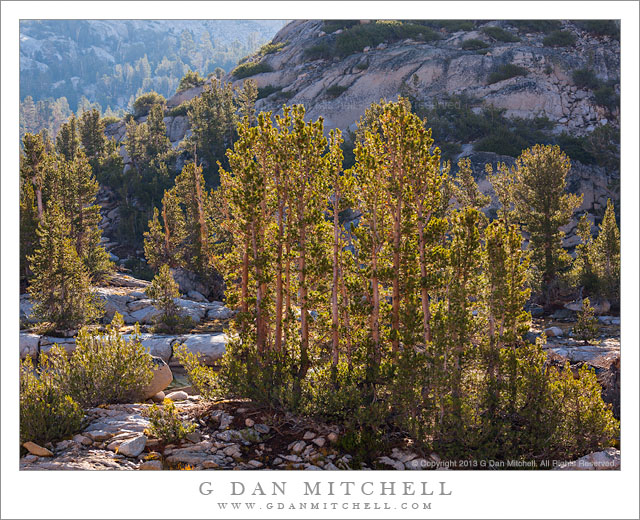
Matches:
[331,199,340,379]
[391,200,402,354]
[274,202,285,352]
[298,223,310,379]
[417,210,432,346]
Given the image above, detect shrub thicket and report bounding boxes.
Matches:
[132,91,166,118]
[543,30,577,47]
[572,68,601,90]
[176,70,206,93]
[20,354,84,445]
[461,38,489,51]
[143,399,196,444]
[482,26,520,42]
[47,314,154,408]
[487,64,528,84]
[510,20,562,33]
[231,61,273,79]
[574,20,619,39]
[326,85,348,98]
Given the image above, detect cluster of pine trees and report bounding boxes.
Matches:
[142,99,619,462]
[20,113,117,331]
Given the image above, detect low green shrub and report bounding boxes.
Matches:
[47,314,154,408]
[461,38,490,51]
[231,61,273,79]
[574,20,619,39]
[572,68,601,90]
[20,354,84,445]
[594,85,618,112]
[257,85,282,99]
[132,91,166,118]
[335,21,441,57]
[177,70,206,93]
[482,26,520,42]
[421,20,475,32]
[326,85,348,98]
[355,61,369,70]
[166,101,192,118]
[323,20,359,33]
[511,20,562,33]
[543,30,577,47]
[101,116,120,127]
[304,43,332,60]
[488,63,528,84]
[173,344,222,401]
[555,133,596,165]
[143,399,196,444]
[257,41,287,56]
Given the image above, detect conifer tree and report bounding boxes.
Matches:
[56,115,81,161]
[28,204,102,331]
[58,152,113,281]
[573,297,600,344]
[591,199,620,301]
[79,109,106,159]
[454,157,490,211]
[20,133,47,219]
[511,145,582,302]
[188,79,238,183]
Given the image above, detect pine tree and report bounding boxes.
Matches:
[28,204,102,331]
[79,109,106,159]
[56,115,82,161]
[58,152,113,281]
[592,199,620,301]
[573,298,600,344]
[146,264,187,333]
[188,78,238,183]
[454,157,490,211]
[511,145,582,302]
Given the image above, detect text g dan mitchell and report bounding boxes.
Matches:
[199,480,453,497]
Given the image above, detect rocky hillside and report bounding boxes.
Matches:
[241,20,619,135]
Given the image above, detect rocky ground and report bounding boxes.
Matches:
[19,392,621,472]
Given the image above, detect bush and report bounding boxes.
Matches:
[482,26,520,42]
[487,64,528,84]
[132,91,166,118]
[20,355,84,445]
[421,20,475,32]
[334,21,441,57]
[594,85,618,112]
[323,20,359,33]
[511,20,562,33]
[461,38,490,51]
[304,43,332,60]
[166,101,192,118]
[177,70,205,93]
[173,344,221,401]
[257,85,282,99]
[543,30,577,47]
[231,61,273,79]
[574,20,619,39]
[47,314,154,408]
[326,85,348,98]
[572,68,601,90]
[355,61,369,70]
[101,116,120,127]
[143,399,196,444]
[257,41,287,56]
[573,298,600,344]
[555,133,596,165]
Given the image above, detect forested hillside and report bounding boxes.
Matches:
[19,20,287,137]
